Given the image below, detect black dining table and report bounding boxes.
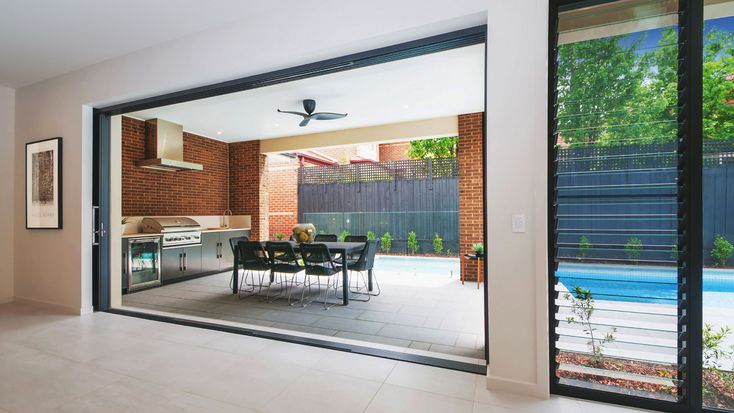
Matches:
[231,240,372,305]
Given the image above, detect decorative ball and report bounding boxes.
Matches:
[292,223,316,243]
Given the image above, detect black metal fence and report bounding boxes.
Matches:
[298,158,459,254]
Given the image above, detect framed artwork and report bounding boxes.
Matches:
[26,137,62,229]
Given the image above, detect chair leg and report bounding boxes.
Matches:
[347,270,374,301]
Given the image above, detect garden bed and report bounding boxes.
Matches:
[556,352,734,409]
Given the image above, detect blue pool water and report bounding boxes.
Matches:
[374,255,460,276]
[557,262,734,306]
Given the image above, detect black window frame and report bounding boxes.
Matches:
[91,25,490,375]
[547,0,706,412]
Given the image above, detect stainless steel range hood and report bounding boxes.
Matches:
[135,118,204,172]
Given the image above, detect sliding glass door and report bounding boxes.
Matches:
[549,0,706,411]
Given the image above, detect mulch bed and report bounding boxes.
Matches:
[704,369,734,410]
[557,352,734,409]
[557,352,678,397]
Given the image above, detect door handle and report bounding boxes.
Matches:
[179,253,183,271]
[218,242,222,258]
[183,252,187,271]
[123,252,127,275]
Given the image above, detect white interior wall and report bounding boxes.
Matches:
[0,85,14,303]
[11,0,550,397]
[486,1,549,397]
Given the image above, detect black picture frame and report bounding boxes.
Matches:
[25,137,63,229]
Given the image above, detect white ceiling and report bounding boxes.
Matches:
[127,44,485,142]
[0,0,278,88]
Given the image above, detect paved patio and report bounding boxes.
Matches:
[121,260,486,361]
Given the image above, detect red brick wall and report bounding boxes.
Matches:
[266,154,299,238]
[458,112,485,281]
[378,142,411,161]
[121,116,229,216]
[229,140,268,240]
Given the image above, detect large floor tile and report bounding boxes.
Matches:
[0,352,121,412]
[261,369,381,413]
[365,384,474,413]
[311,351,397,382]
[181,355,309,410]
[127,346,246,391]
[377,324,459,346]
[386,362,476,401]
[312,316,384,335]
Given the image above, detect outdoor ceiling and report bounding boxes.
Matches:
[126,44,485,142]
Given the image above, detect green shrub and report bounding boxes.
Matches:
[338,229,350,242]
[712,235,734,267]
[366,231,376,241]
[433,233,443,254]
[380,232,392,253]
[578,236,592,260]
[472,243,484,255]
[564,286,616,368]
[624,237,643,262]
[703,323,734,370]
[275,232,284,240]
[407,231,419,254]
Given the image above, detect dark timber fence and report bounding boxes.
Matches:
[556,140,734,266]
[298,158,459,254]
[296,141,734,264]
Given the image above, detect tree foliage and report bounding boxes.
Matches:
[557,25,734,146]
[407,136,458,159]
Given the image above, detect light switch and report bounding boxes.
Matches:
[512,214,526,233]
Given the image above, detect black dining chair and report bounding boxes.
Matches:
[265,241,304,304]
[299,243,342,309]
[343,235,368,260]
[229,235,250,254]
[347,239,380,301]
[227,235,250,290]
[236,241,270,298]
[314,234,338,242]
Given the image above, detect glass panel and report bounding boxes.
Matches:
[703,1,734,409]
[554,0,681,401]
[130,241,159,285]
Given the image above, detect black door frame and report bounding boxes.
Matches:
[547,0,706,412]
[92,24,490,374]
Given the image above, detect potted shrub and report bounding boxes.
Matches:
[472,243,484,258]
[407,231,419,255]
[275,232,284,240]
[712,235,734,267]
[578,236,591,260]
[380,232,392,253]
[624,237,643,263]
[433,233,443,255]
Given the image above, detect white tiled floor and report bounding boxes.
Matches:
[0,302,652,413]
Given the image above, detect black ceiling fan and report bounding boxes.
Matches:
[277,99,347,127]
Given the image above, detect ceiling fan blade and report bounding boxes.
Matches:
[299,116,312,127]
[310,112,347,121]
[277,109,308,117]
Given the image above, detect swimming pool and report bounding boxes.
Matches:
[557,262,734,306]
[374,255,460,277]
